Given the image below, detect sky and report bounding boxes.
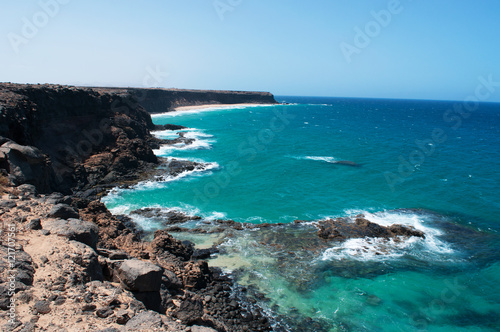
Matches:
[1,0,500,102]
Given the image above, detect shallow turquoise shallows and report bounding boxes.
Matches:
[103,97,500,331]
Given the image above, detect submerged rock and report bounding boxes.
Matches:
[130,207,201,225]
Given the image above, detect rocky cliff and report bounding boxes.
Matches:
[97,87,278,114]
[0,83,160,194]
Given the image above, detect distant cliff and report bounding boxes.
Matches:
[96,87,278,114]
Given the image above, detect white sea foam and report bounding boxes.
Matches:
[153,129,215,156]
[151,129,187,139]
[290,155,338,163]
[321,210,455,262]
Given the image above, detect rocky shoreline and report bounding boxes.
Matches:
[0,83,274,331]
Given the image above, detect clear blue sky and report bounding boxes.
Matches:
[1,0,500,101]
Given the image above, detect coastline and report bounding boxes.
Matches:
[0,83,274,332]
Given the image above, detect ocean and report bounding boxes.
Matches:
[103,97,500,331]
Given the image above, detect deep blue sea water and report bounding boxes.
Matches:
[103,97,500,331]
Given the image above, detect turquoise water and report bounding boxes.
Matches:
[104,97,500,331]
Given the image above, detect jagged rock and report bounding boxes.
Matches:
[0,200,17,209]
[317,215,425,240]
[125,310,163,330]
[115,310,130,324]
[150,230,193,260]
[47,203,79,219]
[0,141,52,192]
[130,207,201,225]
[44,218,99,249]
[192,247,219,260]
[117,259,163,292]
[69,241,103,281]
[16,184,37,197]
[174,294,204,325]
[183,261,211,289]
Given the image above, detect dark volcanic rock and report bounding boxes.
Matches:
[155,124,188,131]
[317,215,425,240]
[117,259,163,292]
[174,294,204,325]
[161,158,207,178]
[125,310,163,330]
[0,83,159,193]
[47,203,79,219]
[151,230,194,260]
[130,207,201,225]
[44,218,99,249]
[0,141,53,192]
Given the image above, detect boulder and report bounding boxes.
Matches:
[44,218,99,249]
[117,259,163,292]
[125,310,163,331]
[47,203,79,219]
[70,241,103,281]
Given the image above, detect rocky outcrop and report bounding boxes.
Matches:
[0,83,159,194]
[317,215,425,240]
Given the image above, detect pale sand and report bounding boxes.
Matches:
[173,103,272,111]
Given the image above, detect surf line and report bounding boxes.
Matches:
[192,107,295,207]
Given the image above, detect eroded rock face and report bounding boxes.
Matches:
[0,83,159,193]
[317,215,425,240]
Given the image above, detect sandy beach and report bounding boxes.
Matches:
[174,103,273,111]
